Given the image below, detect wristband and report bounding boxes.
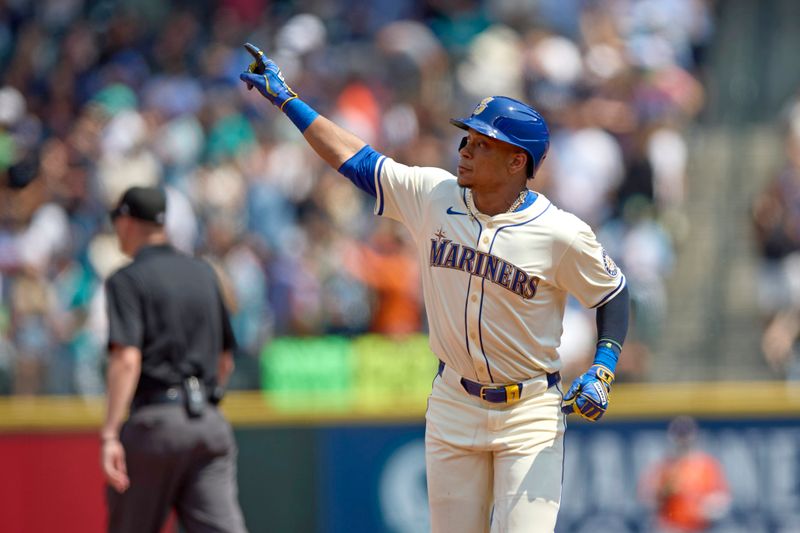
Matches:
[593,339,620,374]
[283,98,319,133]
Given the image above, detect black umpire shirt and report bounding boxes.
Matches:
[105,244,236,397]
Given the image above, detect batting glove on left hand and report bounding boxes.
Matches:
[239,43,298,109]
[561,365,615,421]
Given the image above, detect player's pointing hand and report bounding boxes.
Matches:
[243,42,268,78]
[240,43,298,109]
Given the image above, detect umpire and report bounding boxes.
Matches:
[99,186,247,533]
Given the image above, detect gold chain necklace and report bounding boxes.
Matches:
[465,189,528,219]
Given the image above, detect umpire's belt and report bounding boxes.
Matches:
[131,387,185,410]
[437,360,560,404]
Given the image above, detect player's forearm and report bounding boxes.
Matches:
[593,284,630,372]
[289,101,381,196]
[101,346,141,440]
[302,113,366,170]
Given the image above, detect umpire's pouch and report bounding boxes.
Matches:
[183,376,206,418]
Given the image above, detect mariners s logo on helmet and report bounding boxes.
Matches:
[473,97,494,116]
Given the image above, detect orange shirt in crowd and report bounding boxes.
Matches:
[343,238,421,335]
[644,450,730,532]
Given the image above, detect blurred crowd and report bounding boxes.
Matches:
[753,94,800,380]
[0,0,713,395]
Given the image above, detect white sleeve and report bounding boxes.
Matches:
[553,223,627,309]
[375,156,455,231]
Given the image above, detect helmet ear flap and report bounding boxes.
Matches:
[458,136,467,151]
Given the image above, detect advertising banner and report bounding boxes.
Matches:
[2,385,800,533]
[317,419,800,533]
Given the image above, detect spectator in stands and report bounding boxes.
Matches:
[638,416,731,532]
[753,98,800,378]
[343,220,422,335]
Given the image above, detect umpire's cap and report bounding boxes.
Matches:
[110,186,167,225]
[451,96,550,177]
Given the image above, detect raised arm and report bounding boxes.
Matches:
[239,43,366,169]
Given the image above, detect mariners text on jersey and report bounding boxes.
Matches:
[429,236,539,299]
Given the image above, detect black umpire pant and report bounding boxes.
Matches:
[107,403,247,533]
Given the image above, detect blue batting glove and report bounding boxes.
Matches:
[561,365,615,421]
[239,43,298,109]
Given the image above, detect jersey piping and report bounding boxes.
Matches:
[374,155,387,215]
[590,274,627,308]
[474,198,553,382]
[464,214,488,381]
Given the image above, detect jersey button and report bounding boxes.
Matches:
[482,236,489,244]
[487,222,494,229]
[471,294,478,302]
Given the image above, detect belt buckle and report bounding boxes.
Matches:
[479,384,520,404]
[479,385,494,401]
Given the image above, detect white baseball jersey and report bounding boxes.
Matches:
[372,157,626,384]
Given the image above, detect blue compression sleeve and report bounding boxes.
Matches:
[282,98,319,132]
[593,284,630,372]
[338,144,383,197]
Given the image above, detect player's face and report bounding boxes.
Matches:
[457,130,525,191]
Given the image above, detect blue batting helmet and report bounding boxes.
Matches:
[450,96,550,177]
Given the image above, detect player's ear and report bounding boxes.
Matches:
[508,151,527,174]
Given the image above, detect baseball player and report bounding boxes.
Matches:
[240,43,629,533]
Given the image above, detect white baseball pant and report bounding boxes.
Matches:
[425,366,565,533]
